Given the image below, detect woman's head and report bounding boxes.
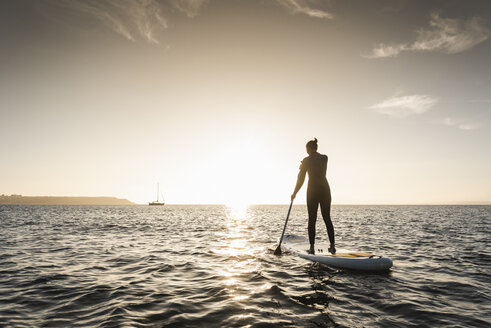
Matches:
[306,138,318,154]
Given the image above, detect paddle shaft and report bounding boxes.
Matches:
[277,200,294,247]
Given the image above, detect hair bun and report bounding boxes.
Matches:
[306,138,318,151]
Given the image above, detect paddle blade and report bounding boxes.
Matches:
[273,244,282,256]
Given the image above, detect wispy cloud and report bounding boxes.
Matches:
[459,123,481,130]
[53,0,208,44]
[169,0,209,18]
[442,117,458,126]
[275,0,333,19]
[47,0,332,45]
[367,44,405,58]
[365,14,490,58]
[370,94,438,118]
[441,117,482,130]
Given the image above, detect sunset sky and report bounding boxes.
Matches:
[1,0,490,205]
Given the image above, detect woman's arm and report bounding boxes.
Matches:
[291,160,307,201]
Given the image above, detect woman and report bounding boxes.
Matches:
[291,138,335,254]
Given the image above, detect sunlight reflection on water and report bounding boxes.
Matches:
[212,205,262,303]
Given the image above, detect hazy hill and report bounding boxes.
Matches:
[0,195,135,205]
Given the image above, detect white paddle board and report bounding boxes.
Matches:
[281,234,392,271]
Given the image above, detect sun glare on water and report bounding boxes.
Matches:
[210,204,268,303]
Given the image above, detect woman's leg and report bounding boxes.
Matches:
[307,191,319,251]
[320,188,335,251]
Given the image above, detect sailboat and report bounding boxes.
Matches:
[149,183,165,206]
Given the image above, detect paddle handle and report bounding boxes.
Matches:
[277,200,294,246]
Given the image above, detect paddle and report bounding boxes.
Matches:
[273,200,294,255]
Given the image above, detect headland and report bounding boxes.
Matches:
[0,195,135,205]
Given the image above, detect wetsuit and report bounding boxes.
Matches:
[294,152,335,247]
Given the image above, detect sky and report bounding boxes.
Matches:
[0,0,490,205]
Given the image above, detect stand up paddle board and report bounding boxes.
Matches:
[281,234,392,271]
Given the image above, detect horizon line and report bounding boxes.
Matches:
[1,195,489,206]
[135,202,491,206]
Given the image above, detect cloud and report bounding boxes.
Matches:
[370,94,438,118]
[379,0,407,14]
[365,14,490,58]
[275,0,333,19]
[169,0,209,18]
[46,0,332,45]
[48,0,332,44]
[52,0,208,44]
[442,117,458,126]
[459,123,481,130]
[441,117,482,130]
[367,44,406,58]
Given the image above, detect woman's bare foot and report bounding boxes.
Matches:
[328,246,336,254]
[307,245,315,254]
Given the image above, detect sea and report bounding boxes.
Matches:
[0,205,489,327]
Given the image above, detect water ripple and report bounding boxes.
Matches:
[0,205,490,327]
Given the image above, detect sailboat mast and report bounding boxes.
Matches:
[157,183,159,202]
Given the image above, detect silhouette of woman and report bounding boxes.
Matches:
[291,138,335,254]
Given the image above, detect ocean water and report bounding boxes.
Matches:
[0,205,489,327]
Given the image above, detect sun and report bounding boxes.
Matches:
[214,138,270,207]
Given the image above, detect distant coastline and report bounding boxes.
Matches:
[0,195,135,205]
